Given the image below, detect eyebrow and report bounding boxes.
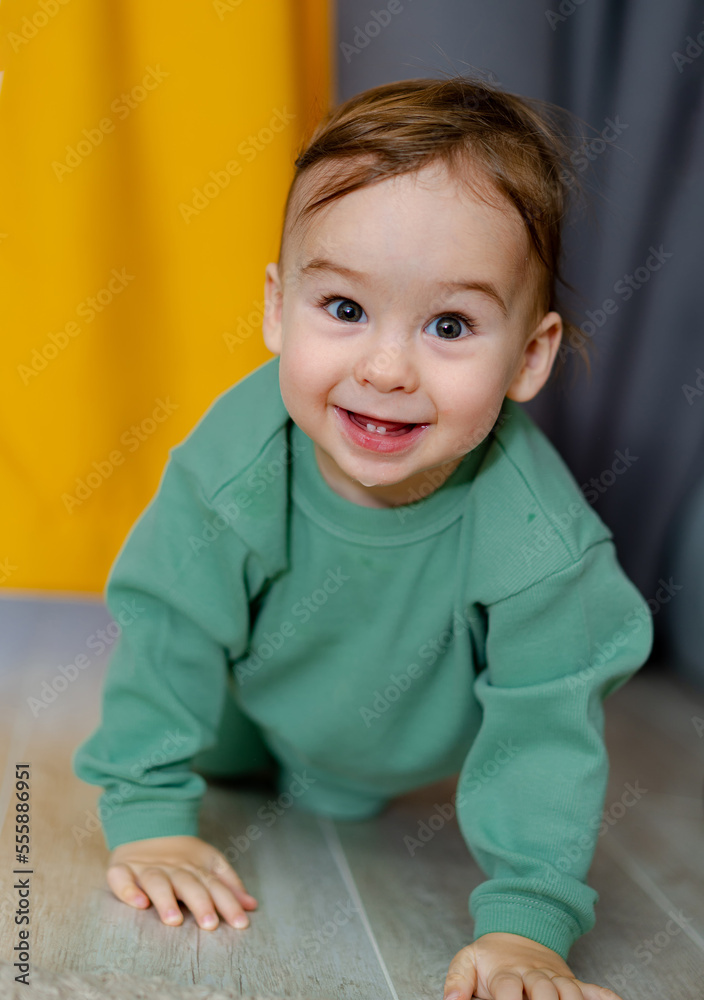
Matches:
[297,257,510,318]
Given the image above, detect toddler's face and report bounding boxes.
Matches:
[263,160,562,508]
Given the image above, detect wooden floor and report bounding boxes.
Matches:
[1,595,703,1000]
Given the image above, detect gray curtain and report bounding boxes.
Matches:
[336,0,704,681]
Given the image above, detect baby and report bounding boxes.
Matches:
[73,76,653,1000]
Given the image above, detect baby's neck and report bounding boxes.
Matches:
[312,444,464,508]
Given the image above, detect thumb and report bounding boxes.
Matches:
[443,946,478,1000]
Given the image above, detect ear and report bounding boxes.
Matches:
[505,311,563,403]
[262,262,284,355]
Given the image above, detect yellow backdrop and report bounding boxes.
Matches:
[0,0,333,594]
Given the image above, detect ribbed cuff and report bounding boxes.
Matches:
[470,894,582,961]
[96,801,202,852]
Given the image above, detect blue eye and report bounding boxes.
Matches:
[426,314,476,340]
[322,297,367,322]
[317,294,476,339]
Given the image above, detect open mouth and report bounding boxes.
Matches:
[333,406,430,454]
[346,410,421,436]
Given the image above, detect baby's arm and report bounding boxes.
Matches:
[456,538,654,957]
[72,452,273,928]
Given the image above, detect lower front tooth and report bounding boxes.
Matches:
[366,423,386,434]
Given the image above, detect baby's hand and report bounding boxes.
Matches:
[443,932,621,999]
[106,834,258,930]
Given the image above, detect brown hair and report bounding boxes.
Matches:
[277,74,594,385]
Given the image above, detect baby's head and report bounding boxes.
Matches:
[262,76,587,507]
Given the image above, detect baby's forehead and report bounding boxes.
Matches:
[285,161,531,279]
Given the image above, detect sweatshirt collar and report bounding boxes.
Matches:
[290,417,494,545]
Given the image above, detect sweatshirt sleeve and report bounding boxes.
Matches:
[456,538,654,960]
[72,453,270,851]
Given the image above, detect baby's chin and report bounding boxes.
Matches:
[352,468,407,489]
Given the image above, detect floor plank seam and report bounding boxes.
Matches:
[317,815,401,1000]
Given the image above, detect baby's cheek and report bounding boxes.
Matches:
[447,418,490,455]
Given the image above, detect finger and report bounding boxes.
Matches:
[202,853,258,908]
[169,868,224,930]
[543,974,584,1000]
[208,854,257,906]
[133,867,186,926]
[203,876,253,929]
[486,970,524,1000]
[443,947,477,1000]
[525,972,593,1000]
[572,982,624,1000]
[106,863,150,909]
[522,971,560,999]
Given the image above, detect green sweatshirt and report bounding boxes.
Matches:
[73,355,653,960]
